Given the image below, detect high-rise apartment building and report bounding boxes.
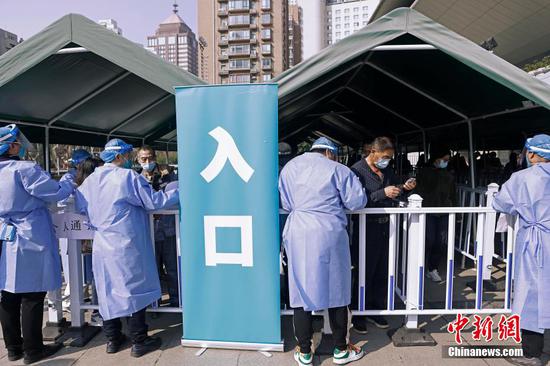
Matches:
[0,29,20,56]
[198,0,289,84]
[326,0,378,45]
[146,3,199,76]
[198,36,209,81]
[296,0,325,61]
[288,1,303,67]
[98,19,123,35]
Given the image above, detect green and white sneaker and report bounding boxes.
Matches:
[333,344,364,365]
[294,348,313,365]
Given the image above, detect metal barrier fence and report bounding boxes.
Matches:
[50,187,515,342]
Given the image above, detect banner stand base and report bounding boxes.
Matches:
[181,339,284,352]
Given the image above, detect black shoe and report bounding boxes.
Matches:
[8,347,23,361]
[106,334,127,354]
[352,322,368,334]
[130,336,162,358]
[23,343,63,365]
[366,316,389,329]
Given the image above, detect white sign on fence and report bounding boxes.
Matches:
[52,213,94,239]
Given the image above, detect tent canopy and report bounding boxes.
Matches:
[274,8,550,152]
[0,13,205,150]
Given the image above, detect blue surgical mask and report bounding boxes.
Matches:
[141,162,156,172]
[526,155,533,168]
[18,146,26,159]
[123,159,133,169]
[375,158,391,169]
[436,160,449,169]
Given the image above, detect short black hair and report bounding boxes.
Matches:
[370,137,394,152]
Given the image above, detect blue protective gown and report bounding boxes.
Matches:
[279,153,367,311]
[75,164,179,320]
[0,158,74,292]
[493,163,550,333]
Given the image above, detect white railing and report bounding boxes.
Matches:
[54,187,514,337]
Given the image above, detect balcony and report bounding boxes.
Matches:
[219,69,229,76]
[218,24,228,32]
[250,67,259,74]
[261,48,271,56]
[218,0,228,2]
[260,33,271,41]
[250,37,258,44]
[261,16,272,25]
[219,54,229,61]
[262,62,272,70]
[219,39,228,46]
[228,50,250,56]
[228,21,250,28]
[250,8,257,15]
[250,50,258,58]
[229,65,251,71]
[229,36,251,43]
[250,23,257,29]
[218,8,228,16]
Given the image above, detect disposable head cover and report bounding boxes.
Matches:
[100,138,133,163]
[0,124,36,156]
[310,137,338,153]
[69,149,92,166]
[525,134,550,160]
[278,142,292,156]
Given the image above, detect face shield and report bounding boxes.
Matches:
[0,124,37,156]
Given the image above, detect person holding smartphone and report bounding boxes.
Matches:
[350,137,416,333]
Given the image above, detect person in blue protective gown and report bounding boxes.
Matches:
[0,124,74,364]
[75,138,179,358]
[493,134,550,366]
[279,137,367,366]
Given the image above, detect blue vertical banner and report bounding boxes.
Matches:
[175,84,281,350]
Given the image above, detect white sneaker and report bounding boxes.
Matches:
[427,269,442,282]
[333,344,364,365]
[294,348,313,365]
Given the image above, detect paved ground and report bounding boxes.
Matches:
[0,263,549,365]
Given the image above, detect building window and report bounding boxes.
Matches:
[344,23,350,28]
[354,7,359,12]
[260,29,271,40]
[354,14,359,20]
[168,36,176,44]
[335,31,341,37]
[344,8,349,14]
[363,13,369,18]
[354,22,360,27]
[158,37,166,45]
[228,0,249,10]
[229,74,251,83]
[261,43,272,54]
[229,44,250,55]
[229,30,250,40]
[344,16,350,21]
[344,31,350,36]
[363,21,367,26]
[229,59,250,69]
[335,17,341,22]
[261,0,271,9]
[363,6,368,11]
[335,24,341,29]
[261,58,272,68]
[335,9,341,15]
[229,15,250,25]
[261,13,272,24]
[262,74,272,81]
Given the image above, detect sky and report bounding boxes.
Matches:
[0,0,198,45]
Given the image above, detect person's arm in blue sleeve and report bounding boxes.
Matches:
[19,164,75,203]
[127,171,179,211]
[492,175,517,215]
[74,189,89,216]
[338,167,368,210]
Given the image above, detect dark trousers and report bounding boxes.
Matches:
[425,215,447,272]
[351,219,389,325]
[293,306,348,354]
[103,307,148,344]
[0,291,46,355]
[521,329,544,358]
[155,236,179,306]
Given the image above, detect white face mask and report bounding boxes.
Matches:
[375,158,391,169]
[141,162,156,172]
[436,160,449,169]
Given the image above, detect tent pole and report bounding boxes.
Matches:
[44,127,51,173]
[467,120,476,189]
[422,130,427,163]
